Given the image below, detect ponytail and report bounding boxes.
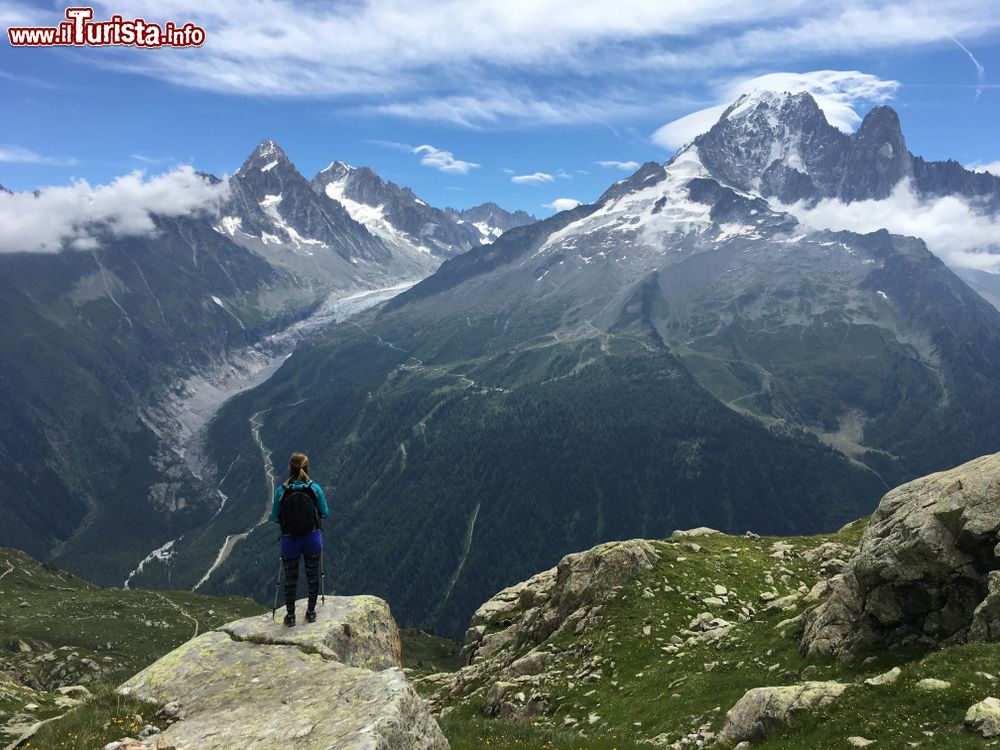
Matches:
[287,452,310,485]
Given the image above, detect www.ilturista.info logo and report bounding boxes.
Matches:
[7,7,206,48]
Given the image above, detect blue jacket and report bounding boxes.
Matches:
[270,480,330,526]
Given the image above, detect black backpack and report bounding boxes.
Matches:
[278,483,320,536]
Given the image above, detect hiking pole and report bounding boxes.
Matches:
[319,543,326,607]
[271,555,283,621]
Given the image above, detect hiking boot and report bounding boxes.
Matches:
[306,609,317,624]
[283,612,296,627]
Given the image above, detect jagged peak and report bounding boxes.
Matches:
[854,104,905,144]
[596,160,668,204]
[236,139,294,175]
[318,159,355,176]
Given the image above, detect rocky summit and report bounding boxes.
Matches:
[116,596,448,750]
[801,450,1000,656]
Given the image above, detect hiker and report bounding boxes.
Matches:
[270,452,329,627]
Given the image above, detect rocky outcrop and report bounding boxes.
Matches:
[965,697,1000,738]
[718,681,850,743]
[460,540,660,667]
[421,540,660,719]
[118,596,447,750]
[801,452,1000,657]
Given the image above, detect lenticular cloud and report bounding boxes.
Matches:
[652,70,900,150]
[0,166,230,253]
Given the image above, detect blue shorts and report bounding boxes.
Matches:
[280,529,323,559]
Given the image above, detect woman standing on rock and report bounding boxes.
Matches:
[270,452,329,626]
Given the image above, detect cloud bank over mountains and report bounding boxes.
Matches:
[0,166,229,253]
[784,180,1000,273]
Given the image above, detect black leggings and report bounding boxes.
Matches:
[283,552,320,614]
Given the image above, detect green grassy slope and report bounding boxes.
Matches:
[423,522,1000,749]
[0,547,263,747]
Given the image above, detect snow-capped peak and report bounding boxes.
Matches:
[320,160,354,175]
[724,89,797,122]
[537,145,714,256]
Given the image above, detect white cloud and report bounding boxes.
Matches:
[652,70,900,150]
[0,144,77,166]
[968,161,1000,176]
[544,198,582,212]
[948,34,986,91]
[597,160,641,171]
[360,90,657,128]
[131,154,174,164]
[0,166,230,253]
[411,145,479,174]
[512,172,555,185]
[25,0,996,127]
[782,179,1000,273]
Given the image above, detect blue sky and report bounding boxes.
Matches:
[2,1,1000,216]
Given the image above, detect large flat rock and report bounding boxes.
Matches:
[222,595,401,670]
[118,596,447,750]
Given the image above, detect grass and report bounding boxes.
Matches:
[0,547,262,747]
[440,711,649,750]
[9,516,1000,750]
[400,628,462,678]
[415,519,1000,748]
[19,684,161,750]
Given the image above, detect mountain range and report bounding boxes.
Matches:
[0,145,532,586]
[113,90,1000,637]
[3,90,1000,639]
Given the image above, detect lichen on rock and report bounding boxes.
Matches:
[118,596,447,750]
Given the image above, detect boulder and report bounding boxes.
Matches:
[118,597,447,750]
[718,681,849,743]
[669,527,721,539]
[433,539,660,721]
[801,452,1000,657]
[916,678,951,691]
[965,697,1000,738]
[863,667,901,687]
[461,540,659,666]
[970,571,1000,641]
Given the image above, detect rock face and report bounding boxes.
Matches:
[461,540,661,666]
[717,681,849,743]
[119,596,448,750]
[419,540,660,720]
[693,90,1000,207]
[801,452,1000,657]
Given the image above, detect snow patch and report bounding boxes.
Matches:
[324,180,434,255]
[124,539,177,588]
[260,160,278,172]
[217,216,243,235]
[257,194,323,249]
